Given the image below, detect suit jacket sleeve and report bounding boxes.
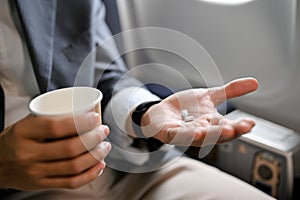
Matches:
[91,2,174,168]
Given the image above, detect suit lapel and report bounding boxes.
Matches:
[15,0,57,93]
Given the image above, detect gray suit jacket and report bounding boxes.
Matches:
[0,1,182,195]
[0,0,144,195]
[0,0,142,131]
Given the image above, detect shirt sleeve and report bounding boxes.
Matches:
[103,86,161,165]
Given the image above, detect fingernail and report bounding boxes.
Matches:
[98,169,104,176]
[100,141,112,153]
[97,162,106,176]
[100,125,109,136]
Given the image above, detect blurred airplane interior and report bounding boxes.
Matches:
[103,0,300,199]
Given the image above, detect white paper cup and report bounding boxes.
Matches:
[29,87,105,176]
[29,87,102,119]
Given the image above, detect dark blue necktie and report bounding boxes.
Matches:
[0,85,4,132]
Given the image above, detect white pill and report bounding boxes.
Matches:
[184,116,194,122]
[181,109,189,119]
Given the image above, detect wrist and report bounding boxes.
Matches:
[132,100,161,138]
[131,100,164,152]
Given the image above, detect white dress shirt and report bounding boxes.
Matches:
[0,0,39,128]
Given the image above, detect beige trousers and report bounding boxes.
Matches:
[5,157,275,200]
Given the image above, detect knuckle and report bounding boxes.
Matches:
[45,120,61,137]
[69,160,83,174]
[64,142,78,157]
[65,168,99,189]
[14,150,31,165]
[27,166,40,178]
[13,142,40,165]
[67,178,81,189]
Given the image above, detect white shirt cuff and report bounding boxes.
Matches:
[103,87,160,165]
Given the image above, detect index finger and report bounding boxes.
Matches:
[20,112,101,139]
[209,77,259,106]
